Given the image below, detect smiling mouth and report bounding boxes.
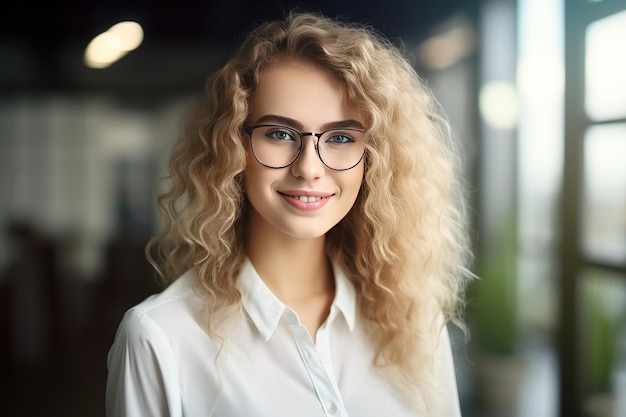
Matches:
[279,192,329,202]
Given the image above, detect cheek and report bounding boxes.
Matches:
[350,165,366,191]
[244,152,277,208]
[243,171,264,219]
[244,140,255,167]
[339,166,365,202]
[244,153,259,196]
[244,146,263,182]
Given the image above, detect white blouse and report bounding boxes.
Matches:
[105,259,462,417]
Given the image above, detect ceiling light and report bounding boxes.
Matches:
[84,21,144,69]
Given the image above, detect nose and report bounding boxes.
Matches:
[290,135,325,180]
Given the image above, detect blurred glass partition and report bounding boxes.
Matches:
[585,10,626,121]
[562,1,626,416]
[581,124,626,265]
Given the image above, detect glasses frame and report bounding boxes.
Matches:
[244,124,366,171]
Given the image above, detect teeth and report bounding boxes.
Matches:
[295,196,322,202]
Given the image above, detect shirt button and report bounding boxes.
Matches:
[328,403,338,414]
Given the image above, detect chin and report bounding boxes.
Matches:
[283,229,329,240]
[279,222,334,240]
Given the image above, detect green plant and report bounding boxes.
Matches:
[468,218,518,355]
[585,276,621,394]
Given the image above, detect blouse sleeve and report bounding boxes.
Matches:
[432,324,463,417]
[105,309,182,417]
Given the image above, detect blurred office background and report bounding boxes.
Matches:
[1,0,625,416]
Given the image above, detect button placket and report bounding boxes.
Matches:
[315,324,342,398]
[285,309,347,417]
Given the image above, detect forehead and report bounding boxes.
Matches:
[248,59,363,128]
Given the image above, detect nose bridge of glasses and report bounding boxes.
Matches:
[299,131,321,140]
[298,131,322,150]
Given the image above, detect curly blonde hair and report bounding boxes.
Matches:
[147,11,473,413]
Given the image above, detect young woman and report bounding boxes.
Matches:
[106,12,473,417]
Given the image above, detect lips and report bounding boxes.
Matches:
[278,190,333,210]
[279,191,332,201]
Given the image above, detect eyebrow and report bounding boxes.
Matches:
[252,114,364,131]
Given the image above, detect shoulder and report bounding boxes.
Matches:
[106,273,200,417]
[130,269,197,312]
[113,270,204,346]
[129,270,199,317]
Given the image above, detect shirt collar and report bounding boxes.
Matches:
[330,262,356,332]
[237,258,357,341]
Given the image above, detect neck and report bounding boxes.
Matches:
[246,209,337,340]
[245,212,333,303]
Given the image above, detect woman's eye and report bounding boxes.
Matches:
[267,130,295,141]
[326,134,354,144]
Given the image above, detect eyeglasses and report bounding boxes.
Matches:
[244,124,366,171]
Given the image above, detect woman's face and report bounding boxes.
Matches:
[244,59,365,240]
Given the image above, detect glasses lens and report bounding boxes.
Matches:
[250,125,301,168]
[318,129,365,170]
